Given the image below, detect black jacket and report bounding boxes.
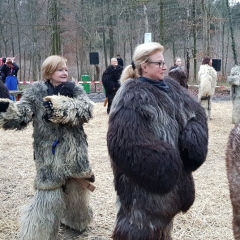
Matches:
[102,65,123,98]
[1,62,20,82]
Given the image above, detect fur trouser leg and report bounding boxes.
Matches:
[200,99,211,120]
[18,188,65,240]
[112,206,173,240]
[232,99,240,124]
[61,178,93,232]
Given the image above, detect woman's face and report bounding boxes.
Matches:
[50,63,68,86]
[141,51,167,81]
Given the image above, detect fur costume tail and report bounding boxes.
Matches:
[19,188,65,240]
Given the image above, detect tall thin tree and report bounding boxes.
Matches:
[226,0,237,65]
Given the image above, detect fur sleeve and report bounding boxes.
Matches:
[161,77,208,172]
[0,98,33,130]
[179,115,208,171]
[44,85,94,125]
[178,85,208,171]
[107,82,183,194]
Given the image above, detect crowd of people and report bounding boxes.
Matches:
[0,42,238,240]
[0,57,20,100]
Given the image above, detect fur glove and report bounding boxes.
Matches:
[43,100,54,121]
[55,82,75,98]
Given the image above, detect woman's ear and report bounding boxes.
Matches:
[141,62,147,73]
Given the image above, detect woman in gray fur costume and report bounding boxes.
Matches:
[0,55,94,240]
[107,42,208,240]
[198,57,217,120]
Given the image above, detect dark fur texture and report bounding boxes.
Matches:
[102,65,123,113]
[168,67,188,88]
[0,80,10,99]
[107,76,208,240]
[226,122,240,239]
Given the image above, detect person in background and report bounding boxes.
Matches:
[1,58,19,81]
[1,58,20,92]
[198,56,217,120]
[108,42,208,239]
[168,66,188,88]
[169,57,182,71]
[116,54,124,67]
[0,57,6,82]
[0,55,95,240]
[102,57,123,114]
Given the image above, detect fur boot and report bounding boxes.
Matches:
[19,188,65,240]
[61,179,93,232]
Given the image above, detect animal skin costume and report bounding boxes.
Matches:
[226,122,240,239]
[0,81,94,240]
[198,64,217,120]
[227,65,240,124]
[102,65,123,114]
[107,76,208,240]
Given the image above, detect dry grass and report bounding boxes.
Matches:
[0,100,235,240]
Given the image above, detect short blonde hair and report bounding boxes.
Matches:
[41,55,67,80]
[120,42,164,83]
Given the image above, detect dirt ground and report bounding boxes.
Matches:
[0,96,236,240]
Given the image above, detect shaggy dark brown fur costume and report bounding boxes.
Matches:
[226,122,240,239]
[107,76,208,240]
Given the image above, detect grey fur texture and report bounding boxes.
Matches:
[0,82,94,239]
[61,179,93,231]
[19,189,65,240]
[108,77,208,240]
[198,64,217,120]
[226,122,240,239]
[228,66,240,124]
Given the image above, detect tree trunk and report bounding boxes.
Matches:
[192,0,197,82]
[13,0,21,81]
[186,0,191,81]
[159,0,164,44]
[226,0,237,65]
[50,0,61,55]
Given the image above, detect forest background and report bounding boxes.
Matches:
[1,0,240,84]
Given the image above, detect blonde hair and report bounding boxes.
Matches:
[41,55,67,81]
[120,42,164,83]
[111,58,117,63]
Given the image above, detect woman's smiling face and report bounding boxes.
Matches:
[50,63,68,86]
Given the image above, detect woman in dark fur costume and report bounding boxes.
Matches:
[0,55,94,240]
[107,42,208,240]
[102,58,123,114]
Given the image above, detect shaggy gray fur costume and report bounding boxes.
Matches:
[107,76,208,240]
[0,81,94,240]
[198,64,217,120]
[227,65,240,124]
